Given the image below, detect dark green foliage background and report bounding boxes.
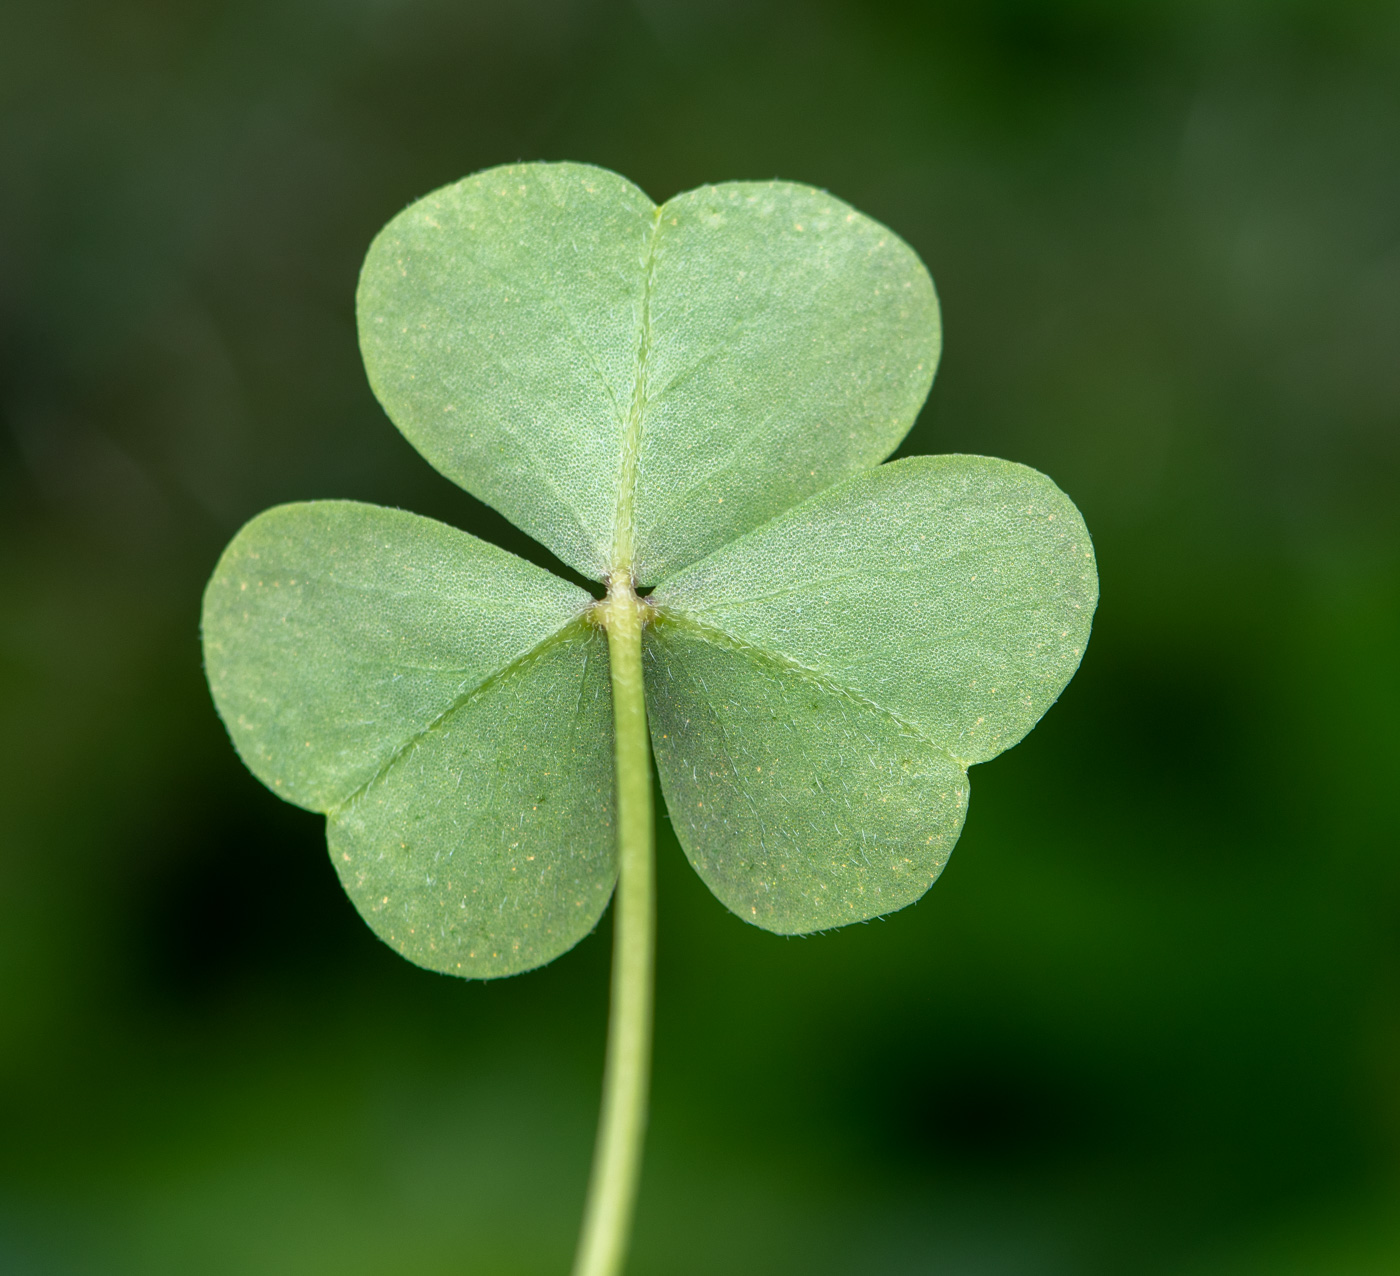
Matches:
[2,0,1397,1271]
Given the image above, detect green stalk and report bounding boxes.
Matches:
[572,576,655,1276]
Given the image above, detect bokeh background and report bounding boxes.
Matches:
[2,0,1398,1272]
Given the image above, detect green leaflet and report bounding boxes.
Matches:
[646,455,1097,931]
[201,501,616,977]
[357,161,939,583]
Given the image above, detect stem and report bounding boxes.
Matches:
[572,576,655,1276]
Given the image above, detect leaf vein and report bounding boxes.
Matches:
[655,610,971,768]
[328,617,593,816]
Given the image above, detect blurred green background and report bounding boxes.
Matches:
[2,0,1398,1272]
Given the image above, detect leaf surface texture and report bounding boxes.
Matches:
[645,455,1097,930]
[357,162,939,582]
[201,500,615,976]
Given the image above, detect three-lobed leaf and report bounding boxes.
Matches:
[202,161,1097,978]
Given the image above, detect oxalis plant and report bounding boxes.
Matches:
[201,161,1097,1275]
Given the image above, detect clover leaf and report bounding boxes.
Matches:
[200,161,1097,1276]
